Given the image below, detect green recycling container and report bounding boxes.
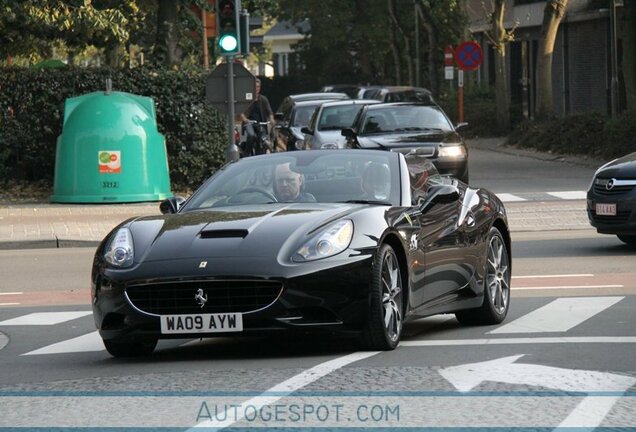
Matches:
[51,91,172,203]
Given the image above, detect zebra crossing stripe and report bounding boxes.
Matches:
[22,331,103,356]
[546,191,588,200]
[488,297,624,334]
[0,311,92,326]
[496,193,527,202]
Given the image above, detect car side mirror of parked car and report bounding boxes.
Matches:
[301,126,313,135]
[341,128,355,138]
[160,195,187,214]
[419,184,460,213]
[455,122,469,130]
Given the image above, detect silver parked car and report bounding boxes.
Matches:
[302,99,380,150]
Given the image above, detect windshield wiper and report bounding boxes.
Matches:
[341,199,392,206]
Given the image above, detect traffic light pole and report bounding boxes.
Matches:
[225,58,240,162]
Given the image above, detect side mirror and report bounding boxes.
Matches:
[301,126,313,135]
[274,112,284,121]
[455,122,469,130]
[341,128,355,138]
[419,184,460,213]
[160,195,186,214]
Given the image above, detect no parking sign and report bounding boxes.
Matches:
[455,41,483,71]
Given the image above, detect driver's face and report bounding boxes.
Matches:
[274,164,302,201]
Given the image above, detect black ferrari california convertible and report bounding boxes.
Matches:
[92,150,511,357]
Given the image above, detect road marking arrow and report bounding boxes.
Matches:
[440,354,636,428]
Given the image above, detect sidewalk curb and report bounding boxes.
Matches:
[0,239,100,250]
[466,137,606,169]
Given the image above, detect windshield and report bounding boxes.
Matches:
[318,105,365,131]
[291,105,319,127]
[182,152,401,210]
[360,105,453,135]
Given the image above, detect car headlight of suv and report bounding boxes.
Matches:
[293,220,353,262]
[438,145,467,158]
[294,139,305,150]
[104,227,134,268]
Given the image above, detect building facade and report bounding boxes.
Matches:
[467,0,624,117]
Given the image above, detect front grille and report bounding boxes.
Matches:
[590,210,632,224]
[593,183,634,195]
[126,280,283,315]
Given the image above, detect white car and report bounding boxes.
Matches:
[302,99,380,150]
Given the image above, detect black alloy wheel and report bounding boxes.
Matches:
[361,244,404,350]
[455,226,510,325]
[103,337,158,358]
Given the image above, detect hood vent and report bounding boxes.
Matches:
[200,229,248,239]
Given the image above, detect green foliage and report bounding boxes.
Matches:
[508,111,636,160]
[273,0,466,89]
[0,0,142,59]
[603,110,636,158]
[438,86,510,138]
[0,67,228,188]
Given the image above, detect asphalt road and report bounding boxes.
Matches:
[0,147,634,429]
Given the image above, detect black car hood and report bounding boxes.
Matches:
[597,152,636,178]
[357,130,460,149]
[129,203,362,262]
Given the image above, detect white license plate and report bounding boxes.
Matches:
[595,203,617,216]
[160,313,243,334]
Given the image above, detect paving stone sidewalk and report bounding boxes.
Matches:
[0,199,591,250]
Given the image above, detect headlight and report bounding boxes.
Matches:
[294,139,305,150]
[321,142,338,149]
[438,145,467,158]
[104,227,134,268]
[293,220,353,262]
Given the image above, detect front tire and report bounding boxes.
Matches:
[103,337,157,358]
[361,244,404,350]
[455,227,510,326]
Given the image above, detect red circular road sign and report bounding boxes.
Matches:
[444,45,454,66]
[455,41,483,71]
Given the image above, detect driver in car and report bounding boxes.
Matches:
[274,163,316,202]
[361,162,391,201]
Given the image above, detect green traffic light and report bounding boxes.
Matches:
[219,34,238,53]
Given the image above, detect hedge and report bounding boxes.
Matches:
[0,67,228,188]
[508,111,636,161]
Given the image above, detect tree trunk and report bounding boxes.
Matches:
[492,0,510,132]
[388,0,413,86]
[355,0,373,82]
[154,0,180,67]
[535,0,568,119]
[416,2,439,99]
[623,0,636,111]
[388,0,402,84]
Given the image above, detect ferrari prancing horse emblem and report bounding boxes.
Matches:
[194,288,208,308]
